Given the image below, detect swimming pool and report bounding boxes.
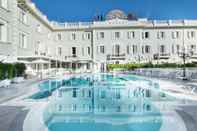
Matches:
[40,73,179,131]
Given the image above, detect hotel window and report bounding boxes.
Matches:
[0,0,8,9]
[35,41,41,55]
[83,33,91,40]
[115,32,120,39]
[57,33,62,41]
[127,31,135,39]
[0,22,7,42]
[127,45,130,54]
[72,104,77,112]
[101,105,106,112]
[142,31,149,39]
[100,46,105,54]
[116,106,121,112]
[96,46,99,54]
[146,104,151,111]
[160,45,165,54]
[88,90,92,98]
[72,47,77,56]
[82,89,85,98]
[187,31,196,39]
[191,45,196,50]
[145,45,151,53]
[176,45,180,54]
[115,89,121,99]
[20,10,27,24]
[19,33,27,49]
[82,47,85,56]
[87,47,91,56]
[114,44,120,55]
[172,45,175,54]
[100,90,106,99]
[99,32,104,39]
[57,47,62,56]
[142,46,144,54]
[58,105,62,112]
[128,104,136,112]
[88,105,92,112]
[190,45,196,55]
[157,31,165,39]
[72,88,77,98]
[71,33,76,40]
[132,45,138,54]
[172,31,180,39]
[145,90,151,98]
[128,89,132,98]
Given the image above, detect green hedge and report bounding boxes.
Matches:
[0,63,26,80]
[107,63,197,71]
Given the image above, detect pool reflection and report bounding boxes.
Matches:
[43,74,175,131]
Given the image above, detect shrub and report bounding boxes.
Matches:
[107,62,197,71]
[7,64,14,79]
[14,63,26,77]
[0,63,26,80]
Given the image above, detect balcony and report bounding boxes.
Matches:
[65,55,77,61]
[65,55,92,62]
[154,53,170,60]
[107,54,126,61]
[190,53,197,59]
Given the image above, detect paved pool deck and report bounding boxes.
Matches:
[0,78,41,104]
[176,105,197,131]
[0,78,42,131]
[0,106,29,131]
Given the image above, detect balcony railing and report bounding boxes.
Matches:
[107,54,126,60]
[154,53,171,60]
[65,55,77,60]
[190,53,197,58]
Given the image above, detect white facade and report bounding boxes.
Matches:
[1,0,197,72]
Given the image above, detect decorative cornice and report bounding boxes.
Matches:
[17,0,197,31]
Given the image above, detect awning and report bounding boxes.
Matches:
[1,56,17,64]
[31,59,50,64]
[17,60,31,64]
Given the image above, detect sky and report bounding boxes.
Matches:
[32,0,197,22]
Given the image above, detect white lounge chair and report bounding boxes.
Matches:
[0,79,11,88]
[12,77,25,83]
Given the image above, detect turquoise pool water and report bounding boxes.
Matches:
[41,73,172,131]
[28,80,63,99]
[48,121,161,131]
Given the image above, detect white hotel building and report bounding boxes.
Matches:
[1,0,197,73]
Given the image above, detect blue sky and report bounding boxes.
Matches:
[32,0,197,22]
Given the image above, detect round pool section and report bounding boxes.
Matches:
[43,73,170,131]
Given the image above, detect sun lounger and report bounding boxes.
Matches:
[0,79,11,88]
[12,77,25,83]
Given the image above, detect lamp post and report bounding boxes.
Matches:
[181,28,187,80]
[182,47,186,78]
